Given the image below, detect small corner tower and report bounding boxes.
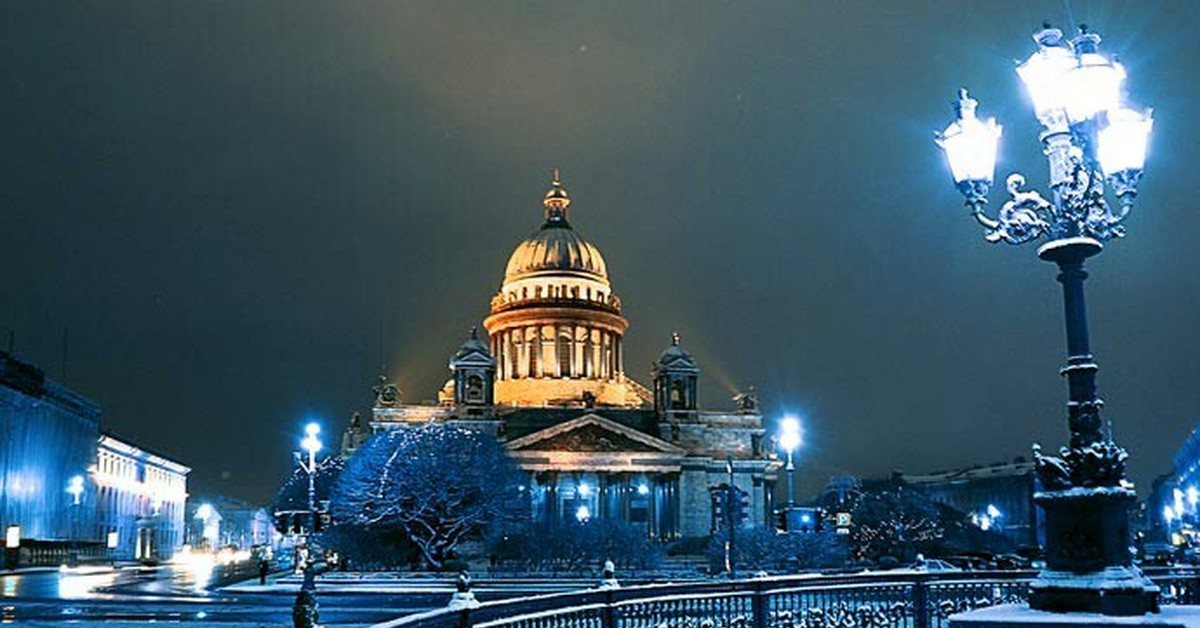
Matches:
[450,327,496,409]
[653,332,700,419]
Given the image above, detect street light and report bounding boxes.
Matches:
[65,475,84,567]
[937,23,1156,616]
[778,416,802,514]
[299,422,322,593]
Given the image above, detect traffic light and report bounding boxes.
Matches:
[731,486,750,526]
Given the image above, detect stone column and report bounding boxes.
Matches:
[678,468,708,538]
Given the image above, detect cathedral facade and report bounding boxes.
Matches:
[345,173,779,539]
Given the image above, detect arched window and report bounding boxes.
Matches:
[670,380,686,409]
[466,374,484,402]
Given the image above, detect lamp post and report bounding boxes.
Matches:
[778,416,802,522]
[299,422,322,593]
[66,475,84,566]
[936,23,1156,616]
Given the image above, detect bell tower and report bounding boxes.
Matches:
[449,327,496,410]
[653,333,699,420]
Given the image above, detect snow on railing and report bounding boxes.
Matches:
[372,567,1200,628]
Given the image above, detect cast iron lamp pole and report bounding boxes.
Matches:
[937,23,1155,616]
[779,416,802,518]
[299,422,322,593]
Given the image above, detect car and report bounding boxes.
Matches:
[910,558,962,572]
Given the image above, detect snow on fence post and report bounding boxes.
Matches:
[601,587,616,628]
[912,575,931,628]
[750,579,767,628]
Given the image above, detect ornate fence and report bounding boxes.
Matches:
[373,568,1200,628]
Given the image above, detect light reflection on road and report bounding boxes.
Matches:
[57,570,117,599]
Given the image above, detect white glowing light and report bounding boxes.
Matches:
[986,504,1001,519]
[779,416,802,454]
[1016,40,1078,120]
[5,526,19,549]
[577,483,590,497]
[1189,487,1199,508]
[575,505,591,522]
[1097,108,1153,175]
[66,475,84,505]
[637,483,649,496]
[1063,53,1125,124]
[937,93,1002,185]
[1165,505,1177,523]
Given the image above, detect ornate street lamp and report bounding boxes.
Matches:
[299,422,322,593]
[778,416,802,515]
[937,23,1156,616]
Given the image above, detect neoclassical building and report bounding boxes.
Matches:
[346,173,779,539]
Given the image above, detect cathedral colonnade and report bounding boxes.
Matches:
[490,323,624,382]
[527,470,680,540]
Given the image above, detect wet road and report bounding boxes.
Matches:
[0,566,590,626]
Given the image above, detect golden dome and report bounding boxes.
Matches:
[503,225,609,283]
[502,170,609,284]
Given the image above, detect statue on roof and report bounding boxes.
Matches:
[373,374,401,407]
[733,386,759,414]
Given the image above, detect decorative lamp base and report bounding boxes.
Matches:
[1037,237,1102,264]
[1029,488,1159,616]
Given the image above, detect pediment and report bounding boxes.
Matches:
[452,350,495,367]
[507,413,685,455]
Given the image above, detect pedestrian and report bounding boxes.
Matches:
[259,558,269,585]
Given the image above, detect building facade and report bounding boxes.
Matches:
[95,434,189,561]
[898,460,1042,550]
[0,350,190,565]
[0,352,100,549]
[346,173,780,539]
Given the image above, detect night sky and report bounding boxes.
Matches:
[4,1,1200,505]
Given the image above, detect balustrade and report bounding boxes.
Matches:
[374,568,1200,628]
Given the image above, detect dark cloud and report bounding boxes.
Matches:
[3,1,1199,502]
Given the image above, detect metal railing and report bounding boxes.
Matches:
[373,567,1200,628]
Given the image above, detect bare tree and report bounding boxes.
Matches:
[331,424,527,569]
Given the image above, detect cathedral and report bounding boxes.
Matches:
[343,173,780,539]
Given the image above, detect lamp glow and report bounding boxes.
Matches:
[1164,505,1176,523]
[637,483,649,496]
[66,475,84,505]
[1098,108,1153,176]
[1016,26,1078,121]
[1061,29,1125,124]
[575,505,590,522]
[936,90,1002,185]
[5,525,19,549]
[986,504,1001,519]
[779,416,802,454]
[301,426,322,455]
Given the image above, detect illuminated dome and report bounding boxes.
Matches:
[504,228,609,283]
[484,170,647,409]
[502,172,609,284]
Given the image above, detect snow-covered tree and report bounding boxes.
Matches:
[331,424,527,569]
[850,484,943,562]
